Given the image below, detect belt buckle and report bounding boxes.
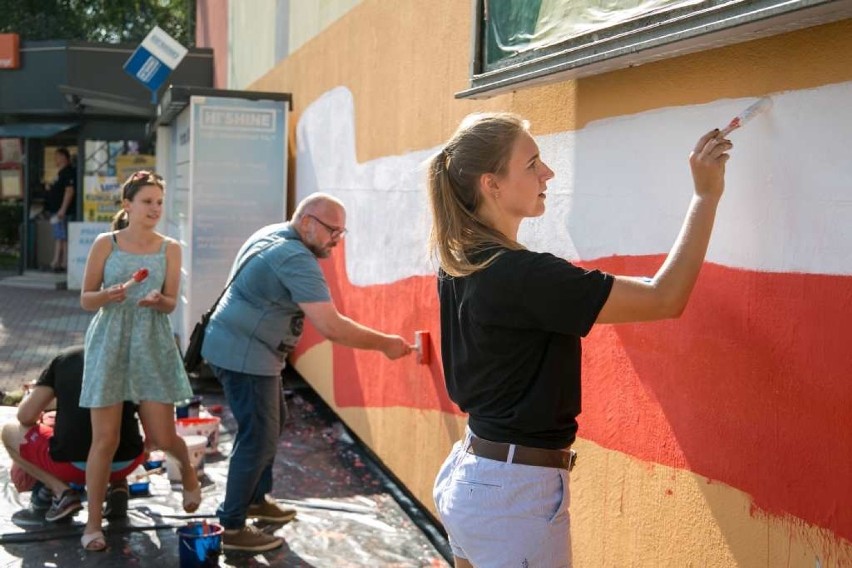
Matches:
[566,449,577,471]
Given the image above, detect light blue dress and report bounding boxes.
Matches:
[80,234,193,408]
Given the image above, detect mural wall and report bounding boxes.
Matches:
[231,1,852,565]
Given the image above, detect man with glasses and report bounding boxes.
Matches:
[201,192,412,552]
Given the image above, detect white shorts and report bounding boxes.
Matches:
[433,430,572,567]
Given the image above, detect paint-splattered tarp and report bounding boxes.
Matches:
[0,385,451,567]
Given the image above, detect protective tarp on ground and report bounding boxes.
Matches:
[0,382,451,567]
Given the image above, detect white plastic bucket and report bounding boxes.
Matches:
[175,417,221,455]
[166,434,207,481]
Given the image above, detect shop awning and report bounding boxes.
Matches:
[0,122,77,138]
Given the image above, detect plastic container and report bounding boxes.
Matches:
[129,480,150,496]
[175,417,221,455]
[145,450,166,470]
[166,435,207,481]
[128,465,152,495]
[177,521,223,567]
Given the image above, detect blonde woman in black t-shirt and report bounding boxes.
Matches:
[427,113,731,568]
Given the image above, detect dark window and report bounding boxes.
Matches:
[459,0,852,99]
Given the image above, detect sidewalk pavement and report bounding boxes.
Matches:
[0,273,452,565]
[0,275,91,394]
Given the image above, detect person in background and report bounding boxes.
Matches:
[79,171,201,552]
[43,147,76,272]
[427,113,732,567]
[1,346,145,523]
[202,193,412,552]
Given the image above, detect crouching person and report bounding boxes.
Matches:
[1,346,145,527]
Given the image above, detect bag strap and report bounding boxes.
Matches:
[204,238,279,316]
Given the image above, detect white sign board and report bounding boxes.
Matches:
[123,26,188,95]
[67,222,110,290]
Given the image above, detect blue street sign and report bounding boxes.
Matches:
[123,26,188,103]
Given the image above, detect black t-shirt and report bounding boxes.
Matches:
[45,164,76,217]
[438,248,614,449]
[35,346,143,462]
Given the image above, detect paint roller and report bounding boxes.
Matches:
[412,330,430,365]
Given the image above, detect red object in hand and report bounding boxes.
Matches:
[123,268,149,288]
[414,330,430,365]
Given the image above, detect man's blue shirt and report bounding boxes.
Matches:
[202,223,330,376]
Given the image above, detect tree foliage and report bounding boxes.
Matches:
[0,0,194,46]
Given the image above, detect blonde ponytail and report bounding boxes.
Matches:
[427,113,527,277]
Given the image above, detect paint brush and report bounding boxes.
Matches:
[122,268,149,289]
[720,97,772,137]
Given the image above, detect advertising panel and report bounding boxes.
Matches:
[67,222,110,290]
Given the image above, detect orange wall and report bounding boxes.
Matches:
[235,2,852,565]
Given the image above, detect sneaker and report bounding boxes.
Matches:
[29,482,52,512]
[247,497,297,524]
[104,481,129,519]
[45,489,83,522]
[222,525,284,552]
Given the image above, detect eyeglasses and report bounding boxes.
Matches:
[306,214,347,239]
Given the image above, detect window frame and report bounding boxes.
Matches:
[458,0,852,99]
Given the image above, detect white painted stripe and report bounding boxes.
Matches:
[296,83,852,286]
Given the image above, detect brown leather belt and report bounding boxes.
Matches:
[467,436,577,471]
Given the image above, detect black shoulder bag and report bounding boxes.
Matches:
[183,241,275,374]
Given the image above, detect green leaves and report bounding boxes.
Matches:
[0,0,194,46]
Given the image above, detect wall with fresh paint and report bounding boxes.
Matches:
[234,1,852,565]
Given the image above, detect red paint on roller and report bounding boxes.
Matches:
[123,268,149,288]
[415,330,431,365]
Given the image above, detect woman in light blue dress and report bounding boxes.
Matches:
[79,171,201,551]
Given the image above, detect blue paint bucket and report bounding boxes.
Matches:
[177,522,223,567]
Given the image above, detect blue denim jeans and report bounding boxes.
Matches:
[209,365,285,530]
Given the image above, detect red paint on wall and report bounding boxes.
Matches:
[293,246,852,539]
[292,248,454,413]
[580,255,852,542]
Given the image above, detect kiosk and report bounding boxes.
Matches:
[153,86,292,349]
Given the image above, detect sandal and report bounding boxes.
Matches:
[183,485,202,513]
[81,530,107,552]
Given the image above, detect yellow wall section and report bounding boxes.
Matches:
[251,0,852,161]
[571,439,852,568]
[297,341,852,568]
[288,0,362,55]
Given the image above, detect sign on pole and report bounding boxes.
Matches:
[123,26,188,103]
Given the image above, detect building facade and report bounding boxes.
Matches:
[197,1,852,565]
